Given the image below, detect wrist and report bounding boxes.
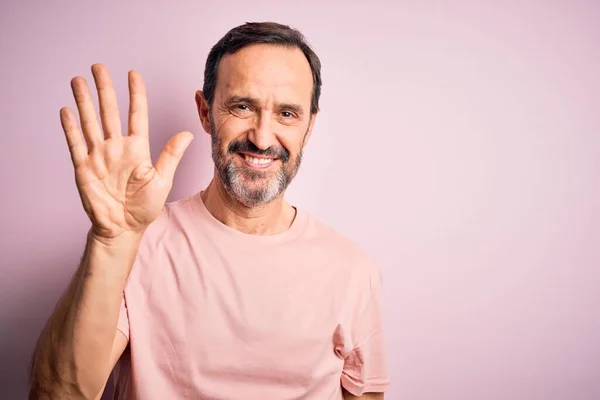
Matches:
[86,228,145,279]
[89,228,145,249]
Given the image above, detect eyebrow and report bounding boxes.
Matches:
[225,96,260,107]
[225,95,305,116]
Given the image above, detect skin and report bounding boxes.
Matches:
[29,64,190,400]
[195,43,317,234]
[28,44,384,400]
[344,391,384,400]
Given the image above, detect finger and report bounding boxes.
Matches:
[71,76,103,150]
[91,63,122,139]
[155,132,194,181]
[60,107,87,167]
[128,70,148,137]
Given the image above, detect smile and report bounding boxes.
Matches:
[239,153,277,169]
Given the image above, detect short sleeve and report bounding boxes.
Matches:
[116,229,149,342]
[341,266,390,396]
[116,295,130,340]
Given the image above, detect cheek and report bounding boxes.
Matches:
[215,114,250,139]
[214,120,245,155]
[279,135,304,158]
[278,122,308,146]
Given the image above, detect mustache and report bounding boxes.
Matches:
[228,140,290,162]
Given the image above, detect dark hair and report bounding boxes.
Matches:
[203,22,322,114]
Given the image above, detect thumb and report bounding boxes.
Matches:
[155,131,194,181]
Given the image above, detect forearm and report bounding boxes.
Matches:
[343,389,384,400]
[29,230,142,399]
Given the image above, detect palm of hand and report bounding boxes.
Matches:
[61,64,193,239]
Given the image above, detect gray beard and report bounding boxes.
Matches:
[210,125,303,207]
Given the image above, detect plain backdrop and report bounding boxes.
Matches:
[1,1,599,399]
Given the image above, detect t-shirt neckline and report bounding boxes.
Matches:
[189,190,308,245]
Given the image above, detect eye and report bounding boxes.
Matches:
[280,111,294,119]
[230,104,253,117]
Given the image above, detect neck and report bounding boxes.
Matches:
[201,178,296,235]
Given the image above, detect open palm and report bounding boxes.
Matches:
[61,64,193,240]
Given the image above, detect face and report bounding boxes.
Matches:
[197,44,317,207]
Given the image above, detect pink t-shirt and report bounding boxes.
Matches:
[112,192,389,399]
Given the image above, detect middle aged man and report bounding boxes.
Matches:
[29,21,389,399]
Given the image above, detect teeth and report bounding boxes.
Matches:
[245,155,273,165]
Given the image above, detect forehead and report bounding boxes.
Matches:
[215,44,313,106]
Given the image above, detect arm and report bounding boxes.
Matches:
[29,231,140,399]
[29,63,192,399]
[343,389,384,399]
[93,332,129,400]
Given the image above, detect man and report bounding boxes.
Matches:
[29,22,389,399]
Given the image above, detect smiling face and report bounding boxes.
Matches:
[197,43,317,207]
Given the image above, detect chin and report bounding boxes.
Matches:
[229,181,284,207]
[218,162,288,206]
[230,191,275,208]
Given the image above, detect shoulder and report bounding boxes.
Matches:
[304,213,381,281]
[303,214,384,322]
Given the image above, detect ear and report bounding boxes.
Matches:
[195,90,212,134]
[302,109,319,147]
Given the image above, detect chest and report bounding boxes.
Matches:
[127,243,351,391]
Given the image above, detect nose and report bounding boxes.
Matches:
[247,111,277,151]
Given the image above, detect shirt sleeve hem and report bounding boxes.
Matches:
[341,375,390,396]
[116,325,130,340]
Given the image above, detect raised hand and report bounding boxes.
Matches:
[61,64,193,241]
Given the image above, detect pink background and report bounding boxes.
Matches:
[1,1,599,399]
